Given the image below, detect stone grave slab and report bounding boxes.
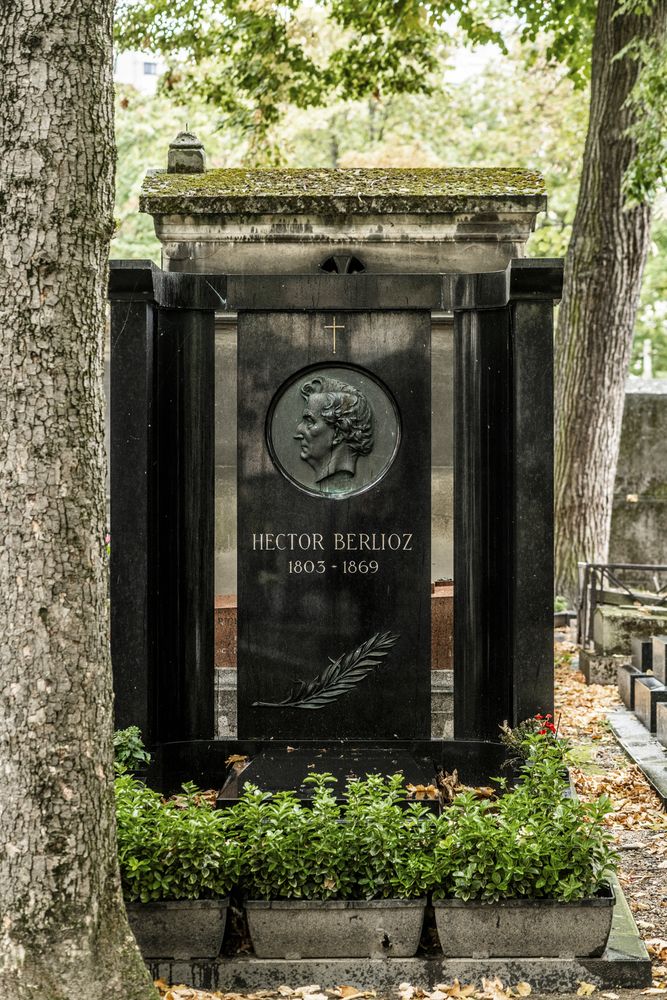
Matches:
[631,636,653,672]
[617,663,644,711]
[657,702,667,750]
[651,635,667,683]
[580,648,627,685]
[593,605,667,656]
[633,675,667,732]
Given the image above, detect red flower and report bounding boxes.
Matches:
[535,713,544,720]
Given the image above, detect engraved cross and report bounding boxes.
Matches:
[323,316,345,354]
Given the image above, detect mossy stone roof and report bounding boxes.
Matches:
[140,167,546,216]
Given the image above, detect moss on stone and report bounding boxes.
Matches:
[140,167,546,216]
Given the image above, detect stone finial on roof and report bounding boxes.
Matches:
[167,130,206,175]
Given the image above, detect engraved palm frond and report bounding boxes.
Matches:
[252,630,399,710]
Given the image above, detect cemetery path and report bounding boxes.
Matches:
[154,638,667,1000]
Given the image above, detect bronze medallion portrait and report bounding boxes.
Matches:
[267,366,401,498]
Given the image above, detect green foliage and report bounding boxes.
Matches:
[115,774,242,902]
[342,773,438,899]
[554,594,569,611]
[622,36,667,206]
[427,735,617,902]
[113,725,151,772]
[488,0,597,86]
[228,771,437,900]
[499,713,558,766]
[113,0,599,151]
[115,738,616,905]
[228,772,355,900]
[631,214,667,375]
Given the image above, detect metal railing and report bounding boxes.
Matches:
[577,562,667,648]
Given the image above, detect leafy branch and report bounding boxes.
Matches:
[253,630,399,710]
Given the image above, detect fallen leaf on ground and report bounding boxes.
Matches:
[648,939,667,961]
[479,977,509,1000]
[576,983,596,996]
[434,982,475,998]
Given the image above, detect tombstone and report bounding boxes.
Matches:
[652,635,667,684]
[617,662,644,710]
[634,675,667,733]
[632,636,653,672]
[109,153,560,791]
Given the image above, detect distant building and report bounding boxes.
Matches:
[114,51,166,95]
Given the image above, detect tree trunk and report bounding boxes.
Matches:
[0,3,156,997]
[554,0,667,604]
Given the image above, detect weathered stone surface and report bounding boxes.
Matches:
[431,670,454,738]
[580,647,628,685]
[593,604,667,655]
[140,167,547,276]
[142,166,546,214]
[610,378,667,565]
[167,130,206,175]
[634,676,667,732]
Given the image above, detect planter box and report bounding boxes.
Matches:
[246,897,426,958]
[126,897,229,960]
[433,885,614,958]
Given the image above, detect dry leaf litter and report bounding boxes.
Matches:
[156,635,667,999]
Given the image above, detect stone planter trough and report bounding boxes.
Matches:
[245,898,426,958]
[433,884,615,958]
[126,898,229,960]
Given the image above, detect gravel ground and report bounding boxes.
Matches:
[155,637,667,1000]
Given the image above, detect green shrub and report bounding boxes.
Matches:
[229,771,437,901]
[115,775,242,902]
[114,732,616,905]
[113,726,151,772]
[229,773,355,900]
[427,734,617,903]
[343,772,438,899]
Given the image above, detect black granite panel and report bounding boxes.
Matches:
[237,311,431,740]
[631,637,653,672]
[510,300,554,722]
[229,748,437,803]
[110,293,158,739]
[651,635,667,684]
[152,739,509,798]
[634,676,667,732]
[155,309,215,741]
[454,309,513,739]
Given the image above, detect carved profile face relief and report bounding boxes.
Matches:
[268,365,400,499]
[294,376,374,485]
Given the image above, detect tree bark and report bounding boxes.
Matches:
[554,0,667,603]
[0,3,156,996]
